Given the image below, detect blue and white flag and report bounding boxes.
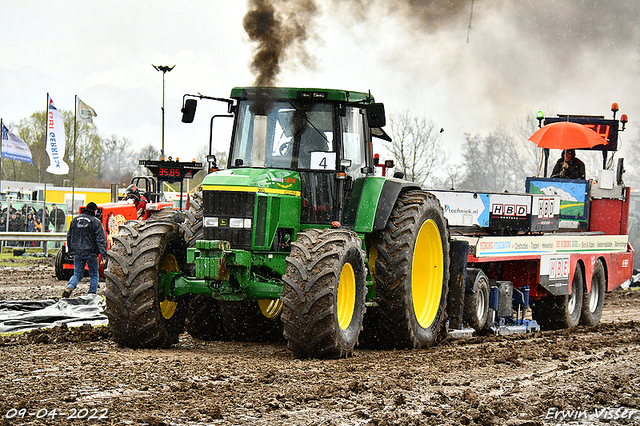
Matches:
[46,94,69,175]
[1,123,32,164]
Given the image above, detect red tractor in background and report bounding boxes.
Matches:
[54,159,202,280]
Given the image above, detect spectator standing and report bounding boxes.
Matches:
[8,212,22,246]
[4,201,17,216]
[25,213,37,247]
[37,206,50,232]
[62,202,107,297]
[50,204,66,248]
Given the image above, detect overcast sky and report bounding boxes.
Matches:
[1,1,639,171]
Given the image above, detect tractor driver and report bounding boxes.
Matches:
[551,149,585,180]
[126,184,148,218]
[291,109,330,169]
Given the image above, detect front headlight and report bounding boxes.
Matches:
[204,217,219,227]
[229,218,244,228]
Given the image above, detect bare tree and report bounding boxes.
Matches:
[621,136,640,189]
[99,135,136,186]
[513,110,546,178]
[459,128,524,193]
[458,112,551,193]
[385,111,448,186]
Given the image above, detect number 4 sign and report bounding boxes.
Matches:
[310,152,336,170]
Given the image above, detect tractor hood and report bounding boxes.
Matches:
[201,168,301,197]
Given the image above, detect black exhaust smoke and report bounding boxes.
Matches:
[243,0,318,87]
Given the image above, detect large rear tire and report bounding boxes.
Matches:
[281,228,367,359]
[374,190,450,349]
[532,263,584,330]
[580,260,606,326]
[105,211,189,348]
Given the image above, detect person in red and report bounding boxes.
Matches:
[125,184,148,218]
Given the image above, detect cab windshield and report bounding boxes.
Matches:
[230,100,335,170]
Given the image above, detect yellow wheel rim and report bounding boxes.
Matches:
[337,262,356,330]
[258,299,283,319]
[160,254,179,320]
[411,219,444,328]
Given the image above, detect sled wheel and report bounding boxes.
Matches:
[219,300,284,343]
[580,259,606,326]
[532,263,584,330]
[463,269,490,332]
[281,228,367,358]
[105,213,189,348]
[55,248,73,281]
[374,190,450,348]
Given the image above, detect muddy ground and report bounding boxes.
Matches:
[1,258,640,426]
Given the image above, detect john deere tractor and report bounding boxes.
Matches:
[105,87,450,358]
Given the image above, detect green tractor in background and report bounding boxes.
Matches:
[105,87,450,358]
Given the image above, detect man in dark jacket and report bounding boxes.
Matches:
[551,149,586,180]
[61,202,107,298]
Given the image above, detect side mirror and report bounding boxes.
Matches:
[367,103,386,128]
[181,99,197,123]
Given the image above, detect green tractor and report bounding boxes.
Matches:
[105,87,450,358]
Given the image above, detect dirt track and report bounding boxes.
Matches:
[1,259,640,426]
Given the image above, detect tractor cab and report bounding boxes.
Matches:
[182,87,389,227]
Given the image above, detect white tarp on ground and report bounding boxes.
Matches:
[0,294,107,334]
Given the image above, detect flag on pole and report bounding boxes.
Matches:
[1,123,33,164]
[46,94,69,175]
[76,97,97,123]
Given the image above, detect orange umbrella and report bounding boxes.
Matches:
[528,121,606,150]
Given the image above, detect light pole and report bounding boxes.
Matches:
[152,64,175,159]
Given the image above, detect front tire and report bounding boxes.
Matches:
[281,228,367,359]
[374,190,450,349]
[580,260,606,326]
[105,213,189,348]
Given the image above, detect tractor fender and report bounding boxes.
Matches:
[372,180,422,231]
[351,178,420,233]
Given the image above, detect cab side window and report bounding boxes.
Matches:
[341,107,367,180]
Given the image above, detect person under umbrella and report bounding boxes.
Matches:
[551,149,585,180]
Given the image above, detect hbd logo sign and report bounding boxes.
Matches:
[492,204,527,217]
